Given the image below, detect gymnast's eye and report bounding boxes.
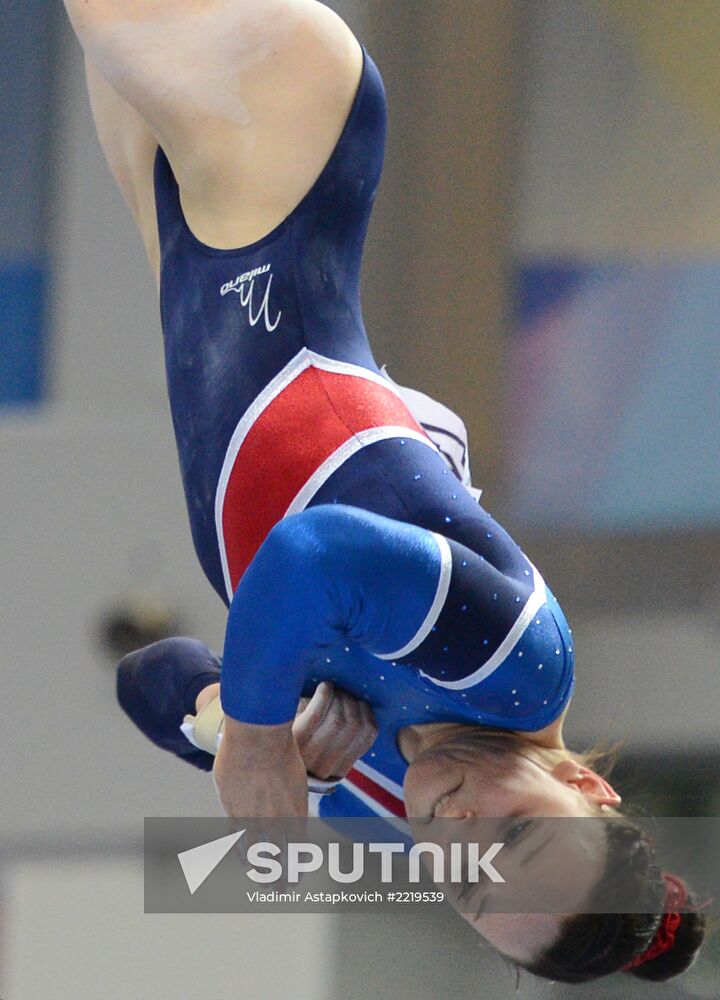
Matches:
[505,819,533,844]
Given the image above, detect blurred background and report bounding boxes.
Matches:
[1,0,719,996]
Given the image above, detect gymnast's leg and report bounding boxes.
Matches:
[116,639,219,771]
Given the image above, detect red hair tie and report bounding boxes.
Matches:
[621,874,689,972]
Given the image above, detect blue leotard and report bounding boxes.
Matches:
[152,47,575,818]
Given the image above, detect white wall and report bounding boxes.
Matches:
[562,610,720,753]
[4,859,335,1000]
[0,413,227,841]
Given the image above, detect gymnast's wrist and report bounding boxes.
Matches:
[221,716,297,765]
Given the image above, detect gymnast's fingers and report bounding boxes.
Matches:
[292,681,334,748]
[324,704,379,779]
[302,689,378,780]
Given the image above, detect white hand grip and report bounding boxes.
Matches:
[180,695,338,795]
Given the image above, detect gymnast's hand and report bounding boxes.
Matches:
[213,718,309,819]
[197,680,378,787]
[293,682,379,783]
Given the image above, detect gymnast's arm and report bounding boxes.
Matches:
[220,506,530,726]
[194,680,378,782]
[213,504,450,817]
[206,684,376,816]
[213,505,530,817]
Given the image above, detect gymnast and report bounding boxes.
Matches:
[62,0,706,982]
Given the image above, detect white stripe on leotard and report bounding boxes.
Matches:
[422,564,548,690]
[285,426,438,517]
[214,348,421,601]
[375,532,453,661]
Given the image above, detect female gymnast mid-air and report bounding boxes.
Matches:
[62,0,706,983]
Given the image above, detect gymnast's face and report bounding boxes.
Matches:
[403,735,619,961]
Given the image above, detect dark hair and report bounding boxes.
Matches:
[443,726,707,981]
[519,818,707,983]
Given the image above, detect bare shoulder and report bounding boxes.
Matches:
[76,0,364,250]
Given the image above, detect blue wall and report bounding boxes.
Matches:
[0,1,57,405]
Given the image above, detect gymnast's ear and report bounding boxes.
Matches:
[551,759,622,808]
